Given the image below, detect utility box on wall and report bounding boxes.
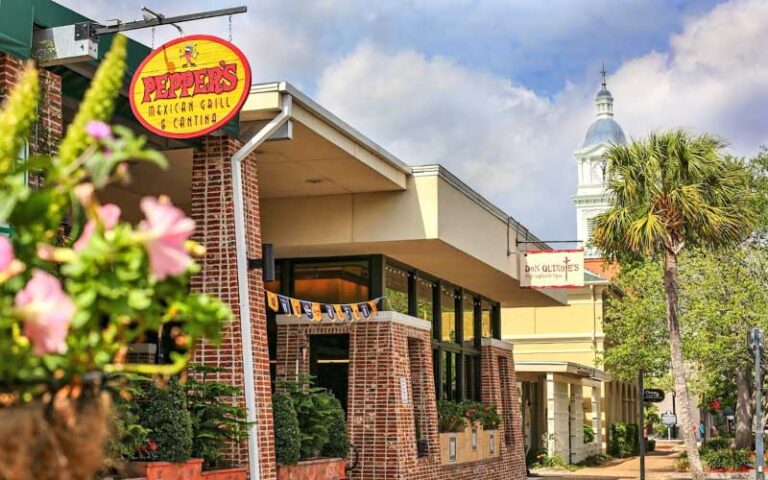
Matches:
[32,23,98,67]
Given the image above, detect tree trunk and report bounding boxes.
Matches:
[664,250,705,479]
[735,366,753,449]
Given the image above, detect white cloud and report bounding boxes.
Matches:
[316,0,768,240]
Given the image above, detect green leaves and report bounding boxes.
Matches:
[594,129,755,260]
[85,126,167,188]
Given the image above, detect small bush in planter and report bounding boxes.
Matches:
[702,448,750,471]
[273,392,301,465]
[137,379,193,462]
[185,365,249,469]
[437,401,467,433]
[322,396,350,459]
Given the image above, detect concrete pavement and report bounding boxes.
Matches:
[531,451,679,480]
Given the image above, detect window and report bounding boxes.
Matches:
[293,260,370,304]
[465,354,480,401]
[440,285,456,343]
[415,277,434,322]
[384,264,410,315]
[481,299,493,338]
[462,293,475,346]
[441,350,459,401]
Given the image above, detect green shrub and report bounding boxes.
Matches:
[701,437,731,452]
[702,448,749,471]
[273,392,301,465]
[138,380,193,462]
[437,401,467,433]
[185,365,250,469]
[646,438,656,452]
[531,452,567,468]
[106,398,150,466]
[608,422,639,457]
[674,452,690,472]
[583,423,595,444]
[322,396,350,459]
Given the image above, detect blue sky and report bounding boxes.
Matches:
[59,0,768,241]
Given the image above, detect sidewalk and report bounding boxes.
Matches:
[531,451,679,480]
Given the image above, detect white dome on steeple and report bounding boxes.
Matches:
[581,66,626,148]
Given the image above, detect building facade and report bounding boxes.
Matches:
[502,74,639,464]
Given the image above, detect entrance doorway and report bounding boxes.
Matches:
[309,334,350,411]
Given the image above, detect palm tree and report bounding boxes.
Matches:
[593,129,755,480]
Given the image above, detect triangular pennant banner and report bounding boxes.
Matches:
[359,302,371,319]
[350,303,361,321]
[368,299,379,315]
[266,291,280,312]
[301,300,314,320]
[278,295,291,315]
[324,304,336,321]
[334,304,346,321]
[290,298,303,318]
[341,304,353,321]
[311,303,323,321]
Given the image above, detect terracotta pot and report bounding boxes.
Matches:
[276,458,347,480]
[0,392,111,480]
[201,466,248,480]
[126,458,203,480]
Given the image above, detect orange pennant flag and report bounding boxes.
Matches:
[311,303,323,322]
[367,300,379,315]
[266,291,280,312]
[290,298,302,318]
[333,304,345,322]
[350,303,361,321]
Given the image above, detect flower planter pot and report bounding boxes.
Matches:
[277,458,347,480]
[202,466,248,480]
[126,458,203,480]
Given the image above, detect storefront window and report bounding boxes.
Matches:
[462,293,475,346]
[293,260,369,304]
[384,264,410,315]
[416,277,434,322]
[441,350,458,401]
[440,285,456,343]
[481,299,493,338]
[465,354,480,401]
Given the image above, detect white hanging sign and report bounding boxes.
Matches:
[520,249,585,288]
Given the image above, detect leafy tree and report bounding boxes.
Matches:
[593,129,755,479]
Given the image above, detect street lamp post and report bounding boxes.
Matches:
[750,327,765,480]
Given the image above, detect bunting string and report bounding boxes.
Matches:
[265,291,383,322]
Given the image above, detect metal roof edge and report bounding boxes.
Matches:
[249,82,412,175]
[411,164,550,251]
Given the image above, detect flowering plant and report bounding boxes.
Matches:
[0,35,230,400]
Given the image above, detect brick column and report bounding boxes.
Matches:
[479,338,527,479]
[190,136,275,478]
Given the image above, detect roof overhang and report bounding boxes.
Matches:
[515,360,609,381]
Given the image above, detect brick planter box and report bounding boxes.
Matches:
[276,458,347,480]
[439,426,500,465]
[126,458,203,480]
[201,466,248,480]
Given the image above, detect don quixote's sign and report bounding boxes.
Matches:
[129,35,251,139]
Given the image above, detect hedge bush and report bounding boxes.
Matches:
[273,392,301,465]
[321,396,350,459]
[701,448,750,471]
[583,423,595,444]
[137,380,193,462]
[608,422,639,458]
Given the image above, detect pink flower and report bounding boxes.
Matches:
[15,270,74,355]
[0,236,12,272]
[138,196,195,280]
[73,204,121,251]
[86,120,111,140]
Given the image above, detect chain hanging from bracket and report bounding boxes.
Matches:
[228,15,233,42]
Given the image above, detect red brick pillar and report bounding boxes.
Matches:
[480,338,527,479]
[190,136,275,478]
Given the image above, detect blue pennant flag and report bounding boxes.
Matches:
[324,304,335,320]
[341,304,353,321]
[359,302,371,318]
[301,300,314,320]
[278,295,291,315]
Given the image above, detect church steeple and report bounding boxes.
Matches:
[595,63,614,118]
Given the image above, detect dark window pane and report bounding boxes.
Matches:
[465,354,480,401]
[293,260,369,304]
[384,264,410,315]
[416,277,434,322]
[462,293,475,346]
[440,285,456,343]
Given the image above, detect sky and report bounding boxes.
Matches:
[58,0,768,241]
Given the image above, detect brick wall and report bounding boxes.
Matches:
[0,53,63,177]
[190,136,275,478]
[276,316,527,480]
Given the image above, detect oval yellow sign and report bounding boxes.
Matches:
[129,35,251,139]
